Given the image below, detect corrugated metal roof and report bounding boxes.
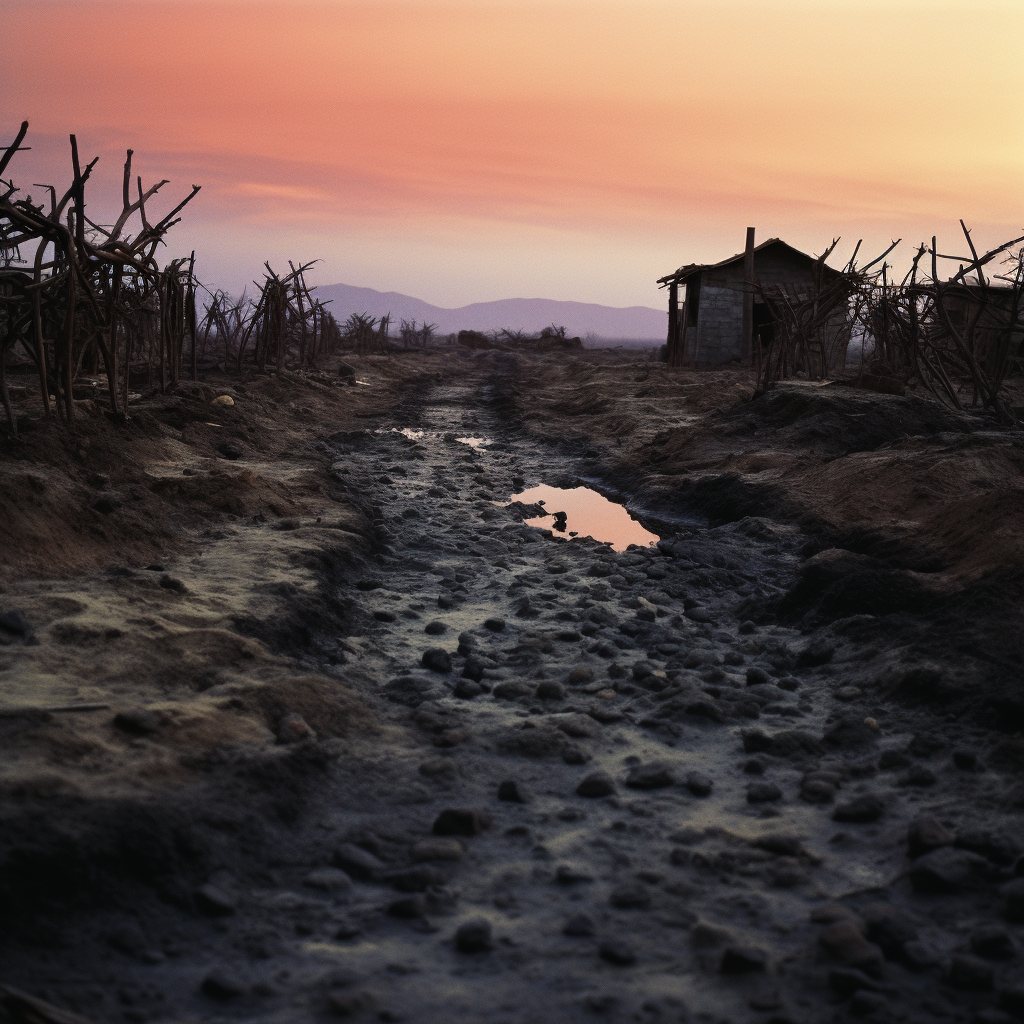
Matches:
[657,238,831,285]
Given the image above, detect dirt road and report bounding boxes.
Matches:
[2,352,1023,1024]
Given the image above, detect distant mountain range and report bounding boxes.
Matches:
[313,283,666,341]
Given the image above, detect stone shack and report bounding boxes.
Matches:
[658,232,849,368]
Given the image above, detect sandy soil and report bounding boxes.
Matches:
[2,349,1023,1024]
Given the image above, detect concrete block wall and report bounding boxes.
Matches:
[692,284,743,364]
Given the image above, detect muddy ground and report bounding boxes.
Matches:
[2,348,1024,1024]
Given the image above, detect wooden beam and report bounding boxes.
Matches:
[741,226,755,364]
[667,279,679,366]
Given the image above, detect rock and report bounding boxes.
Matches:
[829,968,881,997]
[419,757,457,777]
[796,639,835,667]
[739,620,756,634]
[454,918,492,953]
[276,712,316,744]
[823,715,877,749]
[907,816,956,858]
[568,666,595,684]
[113,709,163,735]
[609,884,650,909]
[536,680,566,700]
[971,925,1015,960]
[801,779,837,804]
[684,607,714,624]
[412,838,464,862]
[457,631,475,654]
[158,574,187,593]
[497,780,531,804]
[333,843,387,881]
[303,868,352,891]
[751,833,803,857]
[741,728,824,758]
[1001,878,1024,923]
[328,989,377,1015]
[818,922,884,977]
[685,771,713,797]
[946,954,994,991]
[909,846,987,893]
[424,621,447,635]
[956,829,1019,866]
[598,938,636,965]
[0,609,31,636]
[433,808,492,837]
[908,732,945,758]
[879,749,912,770]
[862,904,918,959]
[201,971,247,999]
[195,883,237,916]
[576,771,616,798]
[832,795,884,823]
[899,764,937,786]
[555,863,594,884]
[216,442,242,460]
[902,940,941,971]
[561,744,591,765]
[720,945,767,973]
[746,782,782,803]
[483,617,506,632]
[421,648,452,673]
[562,914,595,937]
[851,990,887,1015]
[453,680,484,699]
[553,713,599,739]
[953,749,979,770]
[691,921,733,947]
[492,681,532,699]
[626,762,673,790]
[746,667,771,686]
[744,757,765,775]
[388,895,427,919]
[835,685,862,701]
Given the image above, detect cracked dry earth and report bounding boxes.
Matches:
[4,360,1024,1024]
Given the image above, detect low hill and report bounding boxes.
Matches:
[314,283,666,342]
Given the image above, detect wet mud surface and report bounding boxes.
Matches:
[2,353,1024,1024]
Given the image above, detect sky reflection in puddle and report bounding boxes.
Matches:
[509,483,659,552]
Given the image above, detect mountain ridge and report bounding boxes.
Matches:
[313,282,666,340]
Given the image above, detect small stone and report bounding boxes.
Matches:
[113,709,163,735]
[739,620,756,634]
[626,762,673,790]
[862,904,918,959]
[576,771,616,798]
[691,920,733,946]
[0,609,31,636]
[277,712,316,744]
[373,610,396,622]
[946,954,994,991]
[461,655,486,682]
[744,757,765,775]
[388,894,428,918]
[536,680,566,700]
[720,945,767,973]
[598,938,636,965]
[899,764,937,787]
[195,883,237,916]
[568,666,595,684]
[685,607,714,624]
[909,847,986,893]
[832,795,884,823]
[902,940,940,971]
[211,394,234,406]
[453,679,484,699]
[554,713,599,739]
[907,816,956,858]
[685,771,713,797]
[835,686,862,701]
[421,648,452,673]
[562,914,595,937]
[327,989,377,1016]
[454,918,492,952]
[829,968,880,997]
[483,617,506,632]
[746,667,770,689]
[433,808,492,837]
[419,757,456,777]
[333,843,387,881]
[561,744,591,765]
[497,780,531,804]
[411,838,464,862]
[492,681,532,699]
[971,925,1015,960]
[609,884,650,909]
[818,922,884,977]
[747,781,782,803]
[424,621,447,635]
[879,749,912,770]
[1003,878,1024,922]
[555,863,594,884]
[304,868,352,891]
[201,971,246,999]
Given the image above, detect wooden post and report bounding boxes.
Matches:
[667,280,678,365]
[741,226,755,364]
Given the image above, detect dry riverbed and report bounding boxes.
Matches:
[2,349,1024,1024]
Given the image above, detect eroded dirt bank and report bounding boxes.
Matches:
[2,349,1024,1024]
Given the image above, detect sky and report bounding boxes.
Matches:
[4,0,1023,309]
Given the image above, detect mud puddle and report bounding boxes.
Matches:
[508,483,659,552]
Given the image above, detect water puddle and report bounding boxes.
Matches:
[508,483,659,552]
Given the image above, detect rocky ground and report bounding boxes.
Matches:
[1,348,1024,1024]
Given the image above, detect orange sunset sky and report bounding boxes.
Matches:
[4,0,1022,309]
